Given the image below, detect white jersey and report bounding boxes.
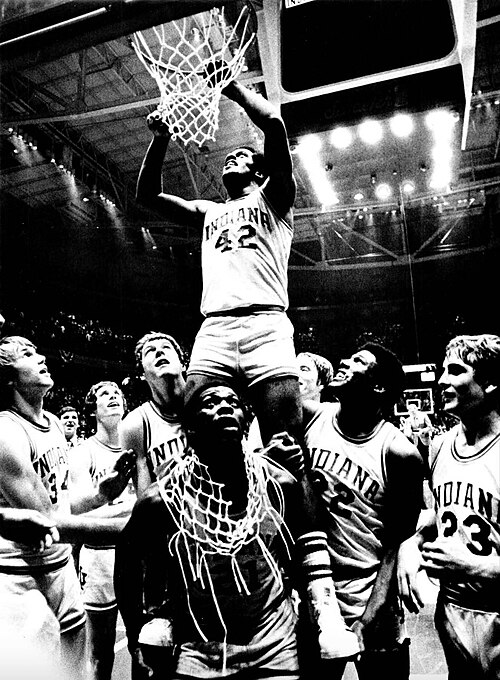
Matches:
[200,186,293,315]
[430,426,500,612]
[304,402,403,619]
[134,401,187,481]
[0,409,72,573]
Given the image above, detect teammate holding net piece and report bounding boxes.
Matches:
[135,22,358,658]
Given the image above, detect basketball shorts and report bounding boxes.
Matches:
[435,598,500,679]
[79,545,116,611]
[0,558,86,658]
[173,597,299,678]
[187,311,298,387]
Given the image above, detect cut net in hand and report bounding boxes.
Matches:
[132,4,256,146]
[158,446,291,646]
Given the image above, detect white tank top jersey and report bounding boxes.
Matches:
[135,401,187,481]
[200,185,293,315]
[304,403,401,579]
[75,434,123,488]
[430,426,500,612]
[0,409,72,573]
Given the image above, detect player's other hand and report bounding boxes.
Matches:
[263,432,305,480]
[98,449,136,502]
[0,508,59,552]
[146,110,170,138]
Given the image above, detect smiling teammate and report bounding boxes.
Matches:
[398,334,500,679]
[302,342,424,679]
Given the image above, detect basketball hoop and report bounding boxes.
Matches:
[132,3,257,147]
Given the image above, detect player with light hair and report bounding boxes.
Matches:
[120,331,187,498]
[0,336,135,680]
[72,380,134,680]
[398,334,500,679]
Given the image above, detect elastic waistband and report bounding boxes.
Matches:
[205,305,285,318]
[83,544,115,550]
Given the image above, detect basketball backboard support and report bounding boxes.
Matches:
[259,0,477,148]
[396,387,435,415]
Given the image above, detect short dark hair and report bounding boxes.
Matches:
[237,146,268,185]
[134,332,185,374]
[360,342,405,411]
[59,405,78,418]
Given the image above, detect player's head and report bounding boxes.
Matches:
[134,332,185,383]
[184,382,247,448]
[331,341,404,414]
[440,334,500,412]
[297,351,334,401]
[221,146,268,192]
[0,336,53,407]
[360,342,405,412]
[84,381,126,423]
[59,405,79,441]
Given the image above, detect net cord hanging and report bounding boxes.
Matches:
[158,445,292,672]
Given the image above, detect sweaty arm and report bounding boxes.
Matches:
[357,436,424,639]
[120,410,153,498]
[136,118,212,227]
[0,422,127,546]
[222,81,296,216]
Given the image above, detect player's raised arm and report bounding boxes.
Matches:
[222,80,296,216]
[136,112,212,228]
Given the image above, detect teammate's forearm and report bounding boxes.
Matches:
[56,513,126,545]
[136,135,170,203]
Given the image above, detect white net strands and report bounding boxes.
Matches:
[132,4,256,146]
[157,445,292,647]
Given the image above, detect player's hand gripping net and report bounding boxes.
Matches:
[132,4,256,146]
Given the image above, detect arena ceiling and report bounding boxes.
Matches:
[0,0,500,363]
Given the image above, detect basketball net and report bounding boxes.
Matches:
[132,5,256,147]
[158,445,292,666]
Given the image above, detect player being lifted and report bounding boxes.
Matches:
[136,73,357,658]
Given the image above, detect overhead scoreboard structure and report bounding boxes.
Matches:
[259,0,477,147]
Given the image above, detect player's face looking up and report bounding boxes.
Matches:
[94,384,124,421]
[193,386,246,444]
[6,340,54,392]
[330,350,378,394]
[141,338,183,381]
[439,353,487,416]
[222,148,256,181]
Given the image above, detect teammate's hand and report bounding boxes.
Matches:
[98,449,136,502]
[0,508,59,552]
[422,538,487,579]
[397,535,425,614]
[146,110,171,138]
[130,646,154,679]
[263,432,305,480]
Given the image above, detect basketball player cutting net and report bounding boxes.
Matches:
[136,34,357,657]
